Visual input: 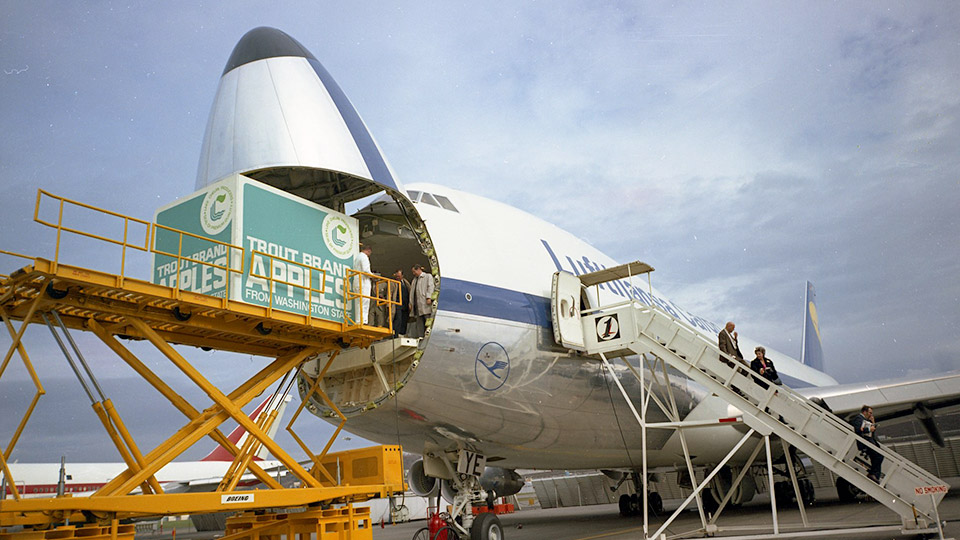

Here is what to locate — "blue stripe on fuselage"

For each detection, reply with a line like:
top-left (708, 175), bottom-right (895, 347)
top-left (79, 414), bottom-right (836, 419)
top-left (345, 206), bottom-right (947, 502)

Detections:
top-left (437, 277), bottom-right (816, 388)
top-left (539, 240), bottom-right (721, 335)
top-left (439, 278), bottom-right (552, 328)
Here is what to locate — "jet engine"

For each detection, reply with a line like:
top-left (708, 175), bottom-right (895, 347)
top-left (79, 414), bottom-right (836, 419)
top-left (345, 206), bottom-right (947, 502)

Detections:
top-left (407, 459), bottom-right (439, 498)
top-left (437, 467), bottom-right (524, 503)
top-left (441, 478), bottom-right (457, 504)
top-left (480, 467), bottom-right (525, 498)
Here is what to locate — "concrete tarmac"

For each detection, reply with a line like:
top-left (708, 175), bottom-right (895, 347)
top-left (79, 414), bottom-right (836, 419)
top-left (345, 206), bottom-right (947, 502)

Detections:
top-left (370, 493), bottom-right (960, 540)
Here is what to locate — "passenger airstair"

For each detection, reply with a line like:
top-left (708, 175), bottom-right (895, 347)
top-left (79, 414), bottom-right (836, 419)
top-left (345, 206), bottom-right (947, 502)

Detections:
top-left (552, 266), bottom-right (948, 531)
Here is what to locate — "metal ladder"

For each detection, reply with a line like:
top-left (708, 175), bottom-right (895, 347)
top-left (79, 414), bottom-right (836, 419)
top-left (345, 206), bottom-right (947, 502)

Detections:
top-left (580, 299), bottom-right (947, 529)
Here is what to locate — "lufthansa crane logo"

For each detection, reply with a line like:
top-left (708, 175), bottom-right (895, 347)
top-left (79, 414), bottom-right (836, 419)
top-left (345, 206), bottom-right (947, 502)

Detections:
top-left (200, 185), bottom-right (234, 235)
top-left (808, 301), bottom-right (821, 341)
top-left (476, 342), bottom-right (510, 391)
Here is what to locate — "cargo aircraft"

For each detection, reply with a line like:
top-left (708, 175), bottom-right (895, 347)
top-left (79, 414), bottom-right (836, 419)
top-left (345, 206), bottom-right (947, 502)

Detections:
top-left (191, 27), bottom-right (960, 540)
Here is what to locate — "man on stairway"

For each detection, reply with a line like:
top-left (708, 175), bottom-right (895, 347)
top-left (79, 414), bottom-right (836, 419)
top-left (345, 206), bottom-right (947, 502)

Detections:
top-left (852, 405), bottom-right (884, 482)
top-left (718, 321), bottom-right (745, 367)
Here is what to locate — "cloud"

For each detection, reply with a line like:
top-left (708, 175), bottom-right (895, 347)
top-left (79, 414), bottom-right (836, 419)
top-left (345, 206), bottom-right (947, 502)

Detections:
top-left (1, 1), bottom-right (959, 468)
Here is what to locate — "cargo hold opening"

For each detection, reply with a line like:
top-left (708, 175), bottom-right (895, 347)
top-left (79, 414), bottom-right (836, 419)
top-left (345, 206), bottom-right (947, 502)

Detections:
top-left (299, 190), bottom-right (438, 417)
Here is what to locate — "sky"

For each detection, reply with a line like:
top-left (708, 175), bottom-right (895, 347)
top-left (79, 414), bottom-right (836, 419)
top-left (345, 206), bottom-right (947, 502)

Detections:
top-left (1, 2), bottom-right (959, 463)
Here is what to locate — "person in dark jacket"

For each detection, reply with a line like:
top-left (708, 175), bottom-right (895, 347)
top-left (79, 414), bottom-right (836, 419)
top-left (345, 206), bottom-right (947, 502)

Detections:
top-left (852, 405), bottom-right (883, 482)
top-left (750, 346), bottom-right (781, 389)
top-left (391, 269), bottom-right (411, 336)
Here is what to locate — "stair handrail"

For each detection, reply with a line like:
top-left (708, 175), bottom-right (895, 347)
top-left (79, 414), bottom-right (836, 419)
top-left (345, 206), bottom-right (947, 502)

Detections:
top-left (590, 297), bottom-right (944, 490)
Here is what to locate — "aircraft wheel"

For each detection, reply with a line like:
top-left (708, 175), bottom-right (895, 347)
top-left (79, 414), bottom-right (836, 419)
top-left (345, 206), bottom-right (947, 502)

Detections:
top-left (470, 512), bottom-right (502, 540)
top-left (648, 491), bottom-right (664, 515)
top-left (773, 481), bottom-right (793, 507)
top-left (836, 477), bottom-right (861, 503)
top-left (708, 465), bottom-right (754, 508)
top-left (799, 478), bottom-right (816, 506)
top-left (618, 493), bottom-right (632, 517)
top-left (701, 488), bottom-right (720, 515)
top-left (629, 493), bottom-right (641, 516)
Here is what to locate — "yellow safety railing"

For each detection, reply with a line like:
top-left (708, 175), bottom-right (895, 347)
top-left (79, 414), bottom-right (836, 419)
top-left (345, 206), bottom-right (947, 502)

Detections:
top-left (18, 189), bottom-right (400, 331)
top-left (343, 270), bottom-right (400, 330)
top-left (0, 249), bottom-right (33, 281)
top-left (150, 223), bottom-right (244, 308)
top-left (34, 189), bottom-right (152, 279)
top-left (248, 250), bottom-right (327, 321)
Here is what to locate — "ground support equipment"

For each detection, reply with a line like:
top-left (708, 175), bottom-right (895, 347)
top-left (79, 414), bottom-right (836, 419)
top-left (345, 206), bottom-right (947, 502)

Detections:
top-left (0, 190), bottom-right (402, 536)
top-left (552, 263), bottom-right (951, 540)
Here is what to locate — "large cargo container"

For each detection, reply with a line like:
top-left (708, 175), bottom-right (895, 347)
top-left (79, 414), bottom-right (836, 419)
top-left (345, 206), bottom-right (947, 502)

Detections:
top-left (151, 174), bottom-right (359, 323)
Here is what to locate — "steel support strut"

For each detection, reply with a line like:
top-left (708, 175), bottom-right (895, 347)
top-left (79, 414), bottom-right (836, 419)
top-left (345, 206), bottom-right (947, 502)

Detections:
top-left (96, 343), bottom-right (319, 497)
top-left (0, 290), bottom-right (48, 501)
top-left (85, 319), bottom-right (282, 489)
top-left (42, 312), bottom-right (162, 495)
top-left (650, 429), bottom-right (757, 540)
top-left (122, 317), bottom-right (323, 491)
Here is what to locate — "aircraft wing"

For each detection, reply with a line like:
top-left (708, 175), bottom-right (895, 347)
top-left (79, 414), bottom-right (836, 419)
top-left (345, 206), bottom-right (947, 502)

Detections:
top-left (160, 463), bottom-right (287, 494)
top-left (796, 371), bottom-right (960, 445)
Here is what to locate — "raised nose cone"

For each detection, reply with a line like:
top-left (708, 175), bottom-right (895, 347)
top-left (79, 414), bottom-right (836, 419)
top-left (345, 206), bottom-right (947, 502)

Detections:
top-left (197, 27), bottom-right (402, 210)
top-left (221, 26), bottom-right (316, 75)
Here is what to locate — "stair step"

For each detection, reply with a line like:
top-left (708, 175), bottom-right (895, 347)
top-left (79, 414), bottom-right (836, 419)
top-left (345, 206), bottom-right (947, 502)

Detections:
top-left (582, 302), bottom-right (947, 526)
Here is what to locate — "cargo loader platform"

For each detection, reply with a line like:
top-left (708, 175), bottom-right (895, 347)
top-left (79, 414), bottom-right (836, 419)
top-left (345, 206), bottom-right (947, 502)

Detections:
top-left (0, 190), bottom-right (404, 540)
top-left (0, 256), bottom-right (388, 358)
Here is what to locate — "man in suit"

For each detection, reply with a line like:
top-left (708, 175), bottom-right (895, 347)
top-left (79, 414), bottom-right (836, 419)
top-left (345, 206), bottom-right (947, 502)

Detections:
top-left (408, 264), bottom-right (435, 338)
top-left (852, 405), bottom-right (884, 482)
top-left (391, 269), bottom-right (411, 336)
top-left (718, 321), bottom-right (744, 367)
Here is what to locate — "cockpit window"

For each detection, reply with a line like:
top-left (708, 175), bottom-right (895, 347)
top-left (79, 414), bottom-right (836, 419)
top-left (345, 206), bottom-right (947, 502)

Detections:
top-left (407, 190), bottom-right (421, 202)
top-left (420, 192), bottom-right (441, 207)
top-left (434, 195), bottom-right (459, 212)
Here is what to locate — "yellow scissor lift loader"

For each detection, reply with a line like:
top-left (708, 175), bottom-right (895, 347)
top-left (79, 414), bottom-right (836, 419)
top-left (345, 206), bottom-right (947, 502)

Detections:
top-left (0, 190), bottom-right (405, 540)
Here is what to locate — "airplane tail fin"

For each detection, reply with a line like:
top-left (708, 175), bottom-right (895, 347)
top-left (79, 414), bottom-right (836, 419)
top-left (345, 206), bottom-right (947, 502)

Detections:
top-left (200, 394), bottom-right (292, 462)
top-left (800, 281), bottom-right (824, 372)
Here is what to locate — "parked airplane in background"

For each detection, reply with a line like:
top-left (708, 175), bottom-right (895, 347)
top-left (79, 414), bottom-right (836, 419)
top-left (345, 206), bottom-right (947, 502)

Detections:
top-left (3, 395), bottom-right (290, 498)
top-left (187, 27), bottom-right (960, 539)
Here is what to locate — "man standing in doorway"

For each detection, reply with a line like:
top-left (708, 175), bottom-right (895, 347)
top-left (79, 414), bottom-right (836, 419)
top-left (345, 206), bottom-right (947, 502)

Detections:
top-left (408, 264), bottom-right (434, 338)
top-left (353, 244), bottom-right (372, 325)
top-left (392, 269), bottom-right (411, 336)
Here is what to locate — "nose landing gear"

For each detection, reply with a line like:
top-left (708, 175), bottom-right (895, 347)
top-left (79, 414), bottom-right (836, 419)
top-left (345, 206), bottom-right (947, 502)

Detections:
top-left (422, 450), bottom-right (503, 540)
top-left (470, 513), bottom-right (503, 540)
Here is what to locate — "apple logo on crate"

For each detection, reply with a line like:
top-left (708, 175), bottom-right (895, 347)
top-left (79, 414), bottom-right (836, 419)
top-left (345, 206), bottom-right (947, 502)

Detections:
top-left (323, 214), bottom-right (355, 258)
top-left (200, 185), bottom-right (234, 235)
